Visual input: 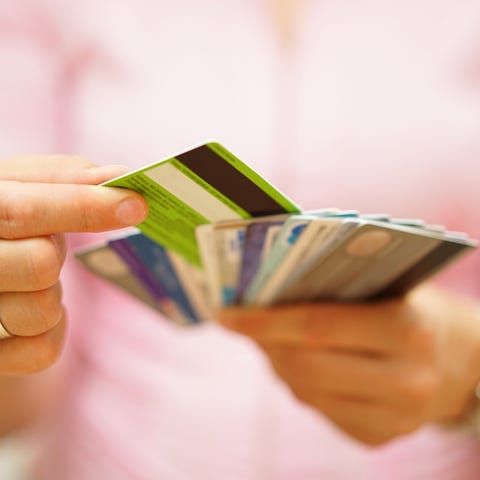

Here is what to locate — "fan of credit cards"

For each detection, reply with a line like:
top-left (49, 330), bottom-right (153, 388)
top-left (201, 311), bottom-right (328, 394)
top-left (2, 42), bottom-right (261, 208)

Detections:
top-left (76, 142), bottom-right (478, 325)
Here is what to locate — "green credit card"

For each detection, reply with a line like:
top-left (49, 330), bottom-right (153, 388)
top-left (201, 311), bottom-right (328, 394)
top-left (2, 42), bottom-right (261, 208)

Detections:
top-left (104, 142), bottom-right (301, 266)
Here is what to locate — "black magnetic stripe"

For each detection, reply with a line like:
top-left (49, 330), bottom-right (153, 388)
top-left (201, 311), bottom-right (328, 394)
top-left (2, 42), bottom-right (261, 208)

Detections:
top-left (175, 145), bottom-right (288, 216)
top-left (375, 241), bottom-right (468, 298)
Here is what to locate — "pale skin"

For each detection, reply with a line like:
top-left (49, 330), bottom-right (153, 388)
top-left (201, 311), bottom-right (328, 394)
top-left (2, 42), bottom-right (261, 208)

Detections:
top-left (0, 0), bottom-right (476, 456)
top-left (215, 0), bottom-right (480, 447)
top-left (1, 156), bottom-right (479, 446)
top-left (219, 287), bottom-right (480, 445)
top-left (0, 155), bottom-right (147, 434)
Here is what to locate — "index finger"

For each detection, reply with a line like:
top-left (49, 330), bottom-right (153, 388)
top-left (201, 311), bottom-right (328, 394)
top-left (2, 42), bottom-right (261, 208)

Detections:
top-left (0, 181), bottom-right (148, 238)
top-left (219, 300), bottom-right (419, 354)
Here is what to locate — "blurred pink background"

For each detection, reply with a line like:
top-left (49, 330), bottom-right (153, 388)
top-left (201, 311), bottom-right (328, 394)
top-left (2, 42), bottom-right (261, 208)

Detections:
top-left (1, 1), bottom-right (480, 478)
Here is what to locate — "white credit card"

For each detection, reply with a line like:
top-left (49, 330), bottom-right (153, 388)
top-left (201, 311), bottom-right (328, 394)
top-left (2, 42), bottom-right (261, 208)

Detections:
top-left (273, 219), bottom-right (476, 304)
top-left (196, 214), bottom-right (289, 309)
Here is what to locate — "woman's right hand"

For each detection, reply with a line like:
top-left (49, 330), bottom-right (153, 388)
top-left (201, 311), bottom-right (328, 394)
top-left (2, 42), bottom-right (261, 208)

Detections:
top-left (0, 155), bottom-right (147, 375)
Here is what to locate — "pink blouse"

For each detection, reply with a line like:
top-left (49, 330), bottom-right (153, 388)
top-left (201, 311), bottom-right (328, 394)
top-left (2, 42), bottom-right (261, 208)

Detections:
top-left (1, 1), bottom-right (480, 478)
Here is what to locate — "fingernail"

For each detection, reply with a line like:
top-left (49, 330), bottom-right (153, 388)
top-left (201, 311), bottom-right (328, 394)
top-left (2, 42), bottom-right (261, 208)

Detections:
top-left (116, 197), bottom-right (148, 225)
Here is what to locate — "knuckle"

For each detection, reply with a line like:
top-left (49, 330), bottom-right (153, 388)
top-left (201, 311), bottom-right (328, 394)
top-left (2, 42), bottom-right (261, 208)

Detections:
top-left (355, 416), bottom-right (421, 446)
top-left (77, 192), bottom-right (96, 232)
top-left (336, 421), bottom-right (397, 447)
top-left (402, 371), bottom-right (439, 407)
top-left (34, 287), bottom-right (63, 332)
top-left (399, 321), bottom-right (436, 357)
top-left (390, 414), bottom-right (422, 438)
top-left (388, 366), bottom-right (439, 421)
top-left (33, 336), bottom-right (63, 371)
top-left (269, 348), bottom-right (300, 378)
top-left (31, 317), bottom-right (65, 372)
top-left (300, 306), bottom-right (333, 336)
top-left (355, 432), bottom-right (393, 447)
top-left (0, 186), bottom-right (30, 238)
top-left (4, 287), bottom-right (63, 336)
top-left (268, 353), bottom-right (289, 379)
top-left (288, 383), bottom-right (313, 407)
top-left (27, 238), bottom-right (62, 289)
top-left (51, 154), bottom-right (92, 166)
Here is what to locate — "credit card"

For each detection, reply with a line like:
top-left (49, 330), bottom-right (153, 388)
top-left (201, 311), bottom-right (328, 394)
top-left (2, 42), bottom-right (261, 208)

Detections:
top-left (376, 233), bottom-right (477, 298)
top-left (120, 233), bottom-right (200, 323)
top-left (196, 214), bottom-right (289, 308)
top-left (109, 236), bottom-right (190, 325)
top-left (245, 211), bottom-right (359, 305)
top-left (252, 217), bottom-right (346, 306)
top-left (74, 142), bottom-right (478, 323)
top-left (243, 215), bottom-right (316, 304)
top-left (166, 250), bottom-right (213, 321)
top-left (74, 243), bottom-right (160, 311)
top-left (235, 219), bottom-right (285, 303)
top-left (273, 220), bottom-right (476, 304)
top-left (104, 142), bottom-right (301, 266)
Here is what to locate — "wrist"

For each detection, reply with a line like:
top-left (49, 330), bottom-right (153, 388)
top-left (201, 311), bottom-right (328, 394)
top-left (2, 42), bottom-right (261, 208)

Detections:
top-left (428, 291), bottom-right (480, 426)
top-left (437, 300), bottom-right (480, 433)
top-left (442, 381), bottom-right (480, 435)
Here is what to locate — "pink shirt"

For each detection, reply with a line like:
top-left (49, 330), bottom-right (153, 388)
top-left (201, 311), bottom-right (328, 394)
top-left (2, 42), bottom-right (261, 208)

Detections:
top-left (1, 1), bottom-right (480, 478)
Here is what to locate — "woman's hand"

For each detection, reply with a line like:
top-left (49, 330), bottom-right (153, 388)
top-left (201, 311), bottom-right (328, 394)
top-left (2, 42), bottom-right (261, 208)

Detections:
top-left (0, 155), bottom-right (147, 375)
top-left (219, 285), bottom-right (480, 445)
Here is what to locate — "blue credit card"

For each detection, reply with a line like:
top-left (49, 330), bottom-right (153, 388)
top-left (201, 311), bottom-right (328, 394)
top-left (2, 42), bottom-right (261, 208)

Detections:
top-left (235, 220), bottom-right (285, 303)
top-left (120, 233), bottom-right (200, 323)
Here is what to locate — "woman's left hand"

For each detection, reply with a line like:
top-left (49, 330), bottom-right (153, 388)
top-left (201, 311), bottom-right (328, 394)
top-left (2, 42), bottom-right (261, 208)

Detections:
top-left (219, 285), bottom-right (480, 445)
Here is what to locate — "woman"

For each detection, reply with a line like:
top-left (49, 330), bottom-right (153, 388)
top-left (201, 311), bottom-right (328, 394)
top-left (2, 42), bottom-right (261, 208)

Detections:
top-left (1, 1), bottom-right (480, 478)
